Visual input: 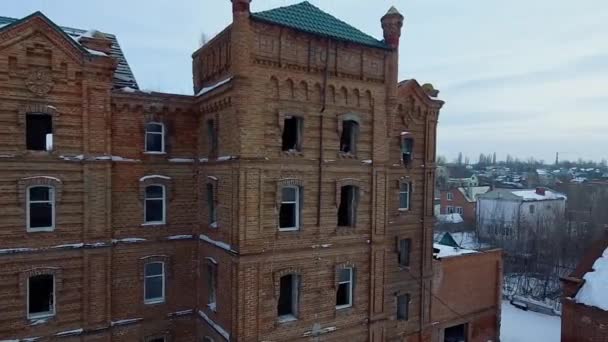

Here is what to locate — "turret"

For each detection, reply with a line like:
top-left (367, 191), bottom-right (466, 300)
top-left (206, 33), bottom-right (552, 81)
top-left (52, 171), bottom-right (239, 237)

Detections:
top-left (381, 6), bottom-right (404, 49)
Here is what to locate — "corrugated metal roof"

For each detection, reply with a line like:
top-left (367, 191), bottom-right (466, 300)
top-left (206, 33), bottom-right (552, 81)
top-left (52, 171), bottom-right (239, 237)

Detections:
top-left (251, 1), bottom-right (388, 49)
top-left (0, 14), bottom-right (138, 90)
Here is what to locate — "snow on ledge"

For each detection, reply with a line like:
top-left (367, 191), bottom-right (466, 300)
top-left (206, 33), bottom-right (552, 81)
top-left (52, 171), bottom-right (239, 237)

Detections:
top-left (167, 235), bottom-right (193, 240)
top-left (168, 158), bottom-right (195, 163)
top-left (196, 77), bottom-right (233, 97)
top-left (112, 238), bottom-right (147, 244)
top-left (575, 247), bottom-right (608, 311)
top-left (55, 328), bottom-right (83, 337)
top-left (22, 176), bottom-right (62, 183)
top-left (433, 243), bottom-right (477, 259)
top-left (111, 317), bottom-right (143, 326)
top-left (139, 175), bottom-right (171, 182)
top-left (168, 309), bottom-right (193, 317)
top-left (198, 310), bottom-right (230, 341)
top-left (205, 256), bottom-right (218, 264)
top-left (199, 234), bottom-right (237, 254)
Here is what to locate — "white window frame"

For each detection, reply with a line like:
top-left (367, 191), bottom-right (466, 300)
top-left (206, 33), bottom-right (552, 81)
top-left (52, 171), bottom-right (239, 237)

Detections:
top-left (206, 183), bottom-right (217, 227)
top-left (279, 185), bottom-right (300, 231)
top-left (144, 122), bottom-right (165, 153)
top-left (144, 262), bottom-right (165, 304)
top-left (399, 182), bottom-right (410, 210)
top-left (27, 274), bottom-right (56, 319)
top-left (456, 207), bottom-right (464, 215)
top-left (447, 192), bottom-right (453, 201)
top-left (206, 262), bottom-right (217, 311)
top-left (26, 185), bottom-right (55, 232)
top-left (336, 267), bottom-right (354, 310)
top-left (144, 185), bottom-right (166, 225)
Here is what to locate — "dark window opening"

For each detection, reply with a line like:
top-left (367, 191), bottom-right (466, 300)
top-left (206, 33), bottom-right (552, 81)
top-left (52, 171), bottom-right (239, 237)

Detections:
top-left (397, 294), bottom-right (409, 321)
top-left (279, 186), bottom-right (300, 230)
top-left (338, 185), bottom-right (358, 227)
top-left (444, 323), bottom-right (467, 342)
top-left (336, 268), bottom-right (353, 308)
top-left (145, 185), bottom-right (165, 223)
top-left (398, 238), bottom-right (411, 267)
top-left (26, 114), bottom-right (53, 151)
top-left (340, 120), bottom-right (359, 154)
top-left (207, 263), bottom-right (217, 307)
top-left (401, 138), bottom-right (414, 166)
top-left (207, 183), bottom-right (217, 225)
top-left (277, 274), bottom-right (298, 318)
top-left (207, 119), bottom-right (218, 156)
top-left (28, 274), bottom-right (54, 317)
top-left (282, 117), bottom-right (302, 152)
top-left (145, 122), bottom-right (164, 152)
top-left (399, 182), bottom-right (410, 210)
top-left (28, 186), bottom-right (54, 230)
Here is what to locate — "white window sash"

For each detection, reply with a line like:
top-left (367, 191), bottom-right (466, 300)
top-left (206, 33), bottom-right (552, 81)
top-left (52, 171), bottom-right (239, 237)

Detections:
top-left (144, 263), bottom-right (165, 304)
top-left (336, 268), bottom-right (353, 309)
top-left (144, 186), bottom-right (166, 224)
top-left (399, 183), bottom-right (410, 210)
top-left (26, 186), bottom-right (55, 232)
top-left (279, 186), bottom-right (299, 231)
top-left (145, 123), bottom-right (165, 153)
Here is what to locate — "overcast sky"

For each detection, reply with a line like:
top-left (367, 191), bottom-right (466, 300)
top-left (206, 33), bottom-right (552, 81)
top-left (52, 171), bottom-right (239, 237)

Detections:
top-left (3, 0), bottom-right (607, 163)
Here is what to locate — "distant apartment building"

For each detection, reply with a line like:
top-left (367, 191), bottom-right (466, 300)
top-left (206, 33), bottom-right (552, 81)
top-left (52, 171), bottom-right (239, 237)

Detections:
top-left (477, 187), bottom-right (566, 252)
top-left (560, 230), bottom-right (608, 342)
top-left (439, 186), bottom-right (490, 224)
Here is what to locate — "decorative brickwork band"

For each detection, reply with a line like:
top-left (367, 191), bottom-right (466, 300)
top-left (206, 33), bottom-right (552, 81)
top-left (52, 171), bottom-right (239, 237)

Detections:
top-left (17, 176), bottom-right (63, 205)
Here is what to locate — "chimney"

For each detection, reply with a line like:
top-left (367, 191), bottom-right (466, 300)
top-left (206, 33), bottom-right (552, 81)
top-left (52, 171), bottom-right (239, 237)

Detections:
top-left (78, 30), bottom-right (113, 55)
top-left (381, 6), bottom-right (404, 49)
top-left (536, 187), bottom-right (546, 196)
top-left (231, 0), bottom-right (251, 18)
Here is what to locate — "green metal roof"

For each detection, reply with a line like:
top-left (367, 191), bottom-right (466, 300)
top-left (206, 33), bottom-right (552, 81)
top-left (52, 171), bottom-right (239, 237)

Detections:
top-left (251, 1), bottom-right (389, 49)
top-left (438, 232), bottom-right (461, 248)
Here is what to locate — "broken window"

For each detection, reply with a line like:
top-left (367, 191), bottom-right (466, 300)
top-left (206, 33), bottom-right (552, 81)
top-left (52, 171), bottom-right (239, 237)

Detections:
top-left (145, 122), bottom-right (165, 153)
top-left (398, 238), bottom-right (411, 267)
top-left (340, 120), bottom-right (359, 154)
top-left (207, 119), bottom-right (218, 156)
top-left (396, 294), bottom-right (409, 321)
top-left (277, 274), bottom-right (299, 319)
top-left (206, 262), bottom-right (217, 310)
top-left (26, 113), bottom-right (53, 151)
top-left (144, 185), bottom-right (165, 224)
top-left (28, 274), bottom-right (55, 318)
top-left (401, 138), bottom-right (414, 166)
top-left (338, 185), bottom-right (359, 227)
top-left (282, 117), bottom-right (302, 152)
top-left (399, 182), bottom-right (410, 210)
top-left (27, 186), bottom-right (54, 231)
top-left (336, 267), bottom-right (354, 309)
top-left (207, 183), bottom-right (217, 226)
top-left (144, 262), bottom-right (165, 304)
top-left (279, 186), bottom-right (300, 231)
top-left (444, 323), bottom-right (468, 342)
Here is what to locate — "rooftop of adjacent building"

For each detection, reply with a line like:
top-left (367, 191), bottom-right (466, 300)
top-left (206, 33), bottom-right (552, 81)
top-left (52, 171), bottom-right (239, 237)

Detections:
top-left (479, 187), bottom-right (567, 202)
top-left (0, 12), bottom-right (139, 90)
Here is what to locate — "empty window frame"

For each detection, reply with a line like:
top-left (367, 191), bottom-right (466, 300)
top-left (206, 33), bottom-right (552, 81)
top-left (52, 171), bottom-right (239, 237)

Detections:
top-left (338, 185), bottom-right (359, 227)
top-left (277, 274), bottom-right (299, 320)
top-left (399, 182), bottom-right (410, 210)
top-left (282, 117), bottom-right (303, 152)
top-left (207, 119), bottom-right (218, 156)
top-left (401, 138), bottom-right (414, 166)
top-left (27, 186), bottom-right (55, 232)
top-left (144, 185), bottom-right (166, 224)
top-left (398, 238), bottom-right (411, 267)
top-left (26, 113), bottom-right (53, 151)
top-left (206, 183), bottom-right (217, 226)
top-left (396, 294), bottom-right (410, 321)
top-left (206, 262), bottom-right (217, 310)
top-left (145, 122), bottom-right (165, 153)
top-left (144, 262), bottom-right (165, 304)
top-left (28, 274), bottom-right (55, 319)
top-left (340, 120), bottom-right (359, 154)
top-left (336, 267), bottom-right (354, 309)
top-left (279, 186), bottom-right (300, 231)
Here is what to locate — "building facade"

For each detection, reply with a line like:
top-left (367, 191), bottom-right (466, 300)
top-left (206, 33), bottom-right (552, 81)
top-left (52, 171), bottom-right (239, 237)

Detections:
top-left (439, 186), bottom-right (489, 224)
top-left (0, 1), bottom-right (444, 341)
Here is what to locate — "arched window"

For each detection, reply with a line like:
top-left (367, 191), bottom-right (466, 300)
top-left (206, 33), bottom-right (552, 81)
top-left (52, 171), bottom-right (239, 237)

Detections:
top-left (27, 186), bottom-right (55, 232)
top-left (144, 262), bottom-right (165, 304)
top-left (338, 185), bottom-right (359, 227)
top-left (145, 122), bottom-right (165, 153)
top-left (144, 185), bottom-right (166, 224)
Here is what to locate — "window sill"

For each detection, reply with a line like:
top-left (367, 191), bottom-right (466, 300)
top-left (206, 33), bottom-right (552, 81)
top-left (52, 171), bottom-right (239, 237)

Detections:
top-left (209, 222), bottom-right (219, 229)
top-left (28, 312), bottom-right (55, 320)
top-left (207, 303), bottom-right (217, 312)
top-left (335, 304), bottom-right (353, 311)
top-left (282, 150), bottom-right (303, 157)
top-left (398, 208), bottom-right (410, 212)
top-left (277, 314), bottom-right (297, 324)
top-left (144, 299), bottom-right (165, 305)
top-left (278, 227), bottom-right (299, 232)
top-left (143, 151), bottom-right (167, 155)
top-left (27, 227), bottom-right (55, 233)
top-left (141, 222), bottom-right (166, 227)
top-left (338, 152), bottom-right (357, 159)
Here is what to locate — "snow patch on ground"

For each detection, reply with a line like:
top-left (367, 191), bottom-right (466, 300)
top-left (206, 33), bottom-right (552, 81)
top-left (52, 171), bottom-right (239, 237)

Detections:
top-left (575, 247), bottom-right (608, 311)
top-left (501, 300), bottom-right (560, 342)
top-left (433, 243), bottom-right (477, 258)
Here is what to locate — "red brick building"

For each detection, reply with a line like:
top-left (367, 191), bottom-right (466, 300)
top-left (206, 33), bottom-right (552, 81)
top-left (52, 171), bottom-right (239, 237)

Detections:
top-left (561, 230), bottom-right (608, 342)
top-left (431, 245), bottom-right (502, 342)
top-left (0, 1), bottom-right (444, 341)
top-left (439, 187), bottom-right (489, 224)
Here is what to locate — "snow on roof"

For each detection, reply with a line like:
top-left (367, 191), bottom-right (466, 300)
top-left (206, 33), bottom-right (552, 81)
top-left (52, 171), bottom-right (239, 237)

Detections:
top-left (457, 186), bottom-right (490, 202)
top-left (575, 247), bottom-right (608, 311)
top-left (433, 243), bottom-right (477, 258)
top-left (197, 77), bottom-right (233, 97)
top-left (437, 213), bottom-right (464, 224)
top-left (511, 189), bottom-right (566, 201)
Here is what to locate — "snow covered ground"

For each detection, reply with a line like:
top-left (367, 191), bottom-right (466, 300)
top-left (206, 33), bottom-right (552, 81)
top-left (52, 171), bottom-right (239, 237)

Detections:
top-left (501, 300), bottom-right (561, 342)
